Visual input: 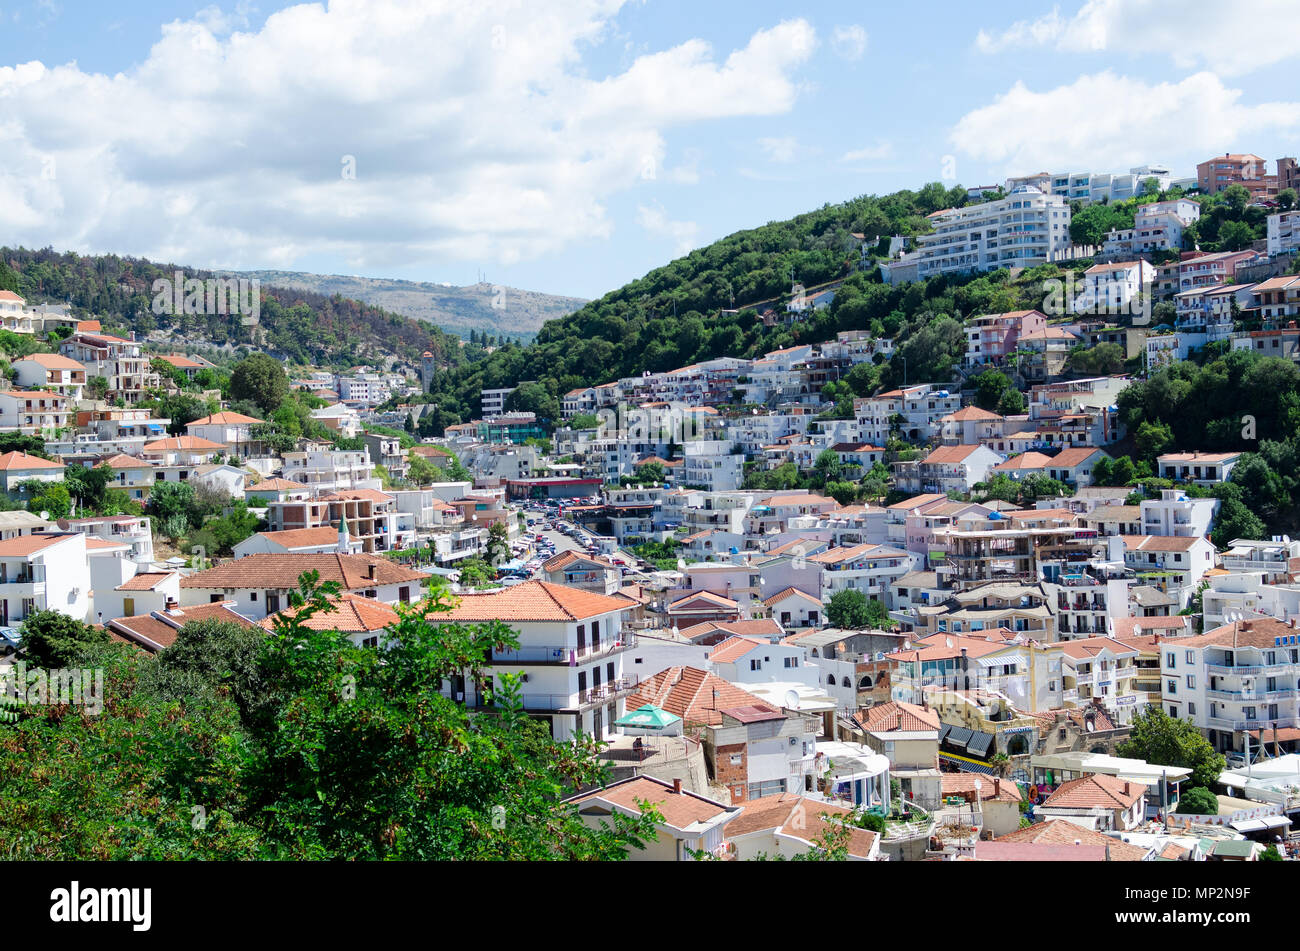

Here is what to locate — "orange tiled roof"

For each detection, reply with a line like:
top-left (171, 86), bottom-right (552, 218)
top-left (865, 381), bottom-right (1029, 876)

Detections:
top-left (854, 700), bottom-right (940, 734)
top-left (1042, 774), bottom-right (1146, 810)
top-left (179, 552), bottom-right (427, 590)
top-left (261, 593), bottom-right (399, 634)
top-left (627, 666), bottom-right (778, 727)
top-left (437, 580), bottom-right (634, 623)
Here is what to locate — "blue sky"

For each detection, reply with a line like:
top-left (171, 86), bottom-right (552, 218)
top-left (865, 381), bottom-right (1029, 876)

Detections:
top-left (1, 0), bottom-right (1298, 305)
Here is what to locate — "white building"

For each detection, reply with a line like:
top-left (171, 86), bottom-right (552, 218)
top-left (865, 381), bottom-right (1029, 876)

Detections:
top-left (438, 580), bottom-right (639, 741)
top-left (1162, 617), bottom-right (1300, 754)
top-left (1267, 210), bottom-right (1300, 257)
top-left (0, 532), bottom-right (91, 626)
top-left (889, 186), bottom-right (1071, 282)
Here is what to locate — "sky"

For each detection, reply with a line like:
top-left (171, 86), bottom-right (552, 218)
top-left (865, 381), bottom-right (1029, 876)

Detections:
top-left (1, 0), bottom-right (1298, 306)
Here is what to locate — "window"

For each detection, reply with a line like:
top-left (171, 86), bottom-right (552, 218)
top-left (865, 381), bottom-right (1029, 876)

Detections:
top-left (1166, 652), bottom-right (1176, 668)
top-left (362, 636), bottom-right (378, 648)
top-left (783, 656), bottom-right (797, 668)
top-left (1167, 679), bottom-right (1177, 695)
top-left (1186, 675), bottom-right (1195, 689)
top-left (1185, 650), bottom-right (1194, 664)
top-left (1188, 702), bottom-right (1196, 716)
top-left (750, 659), bottom-right (761, 671)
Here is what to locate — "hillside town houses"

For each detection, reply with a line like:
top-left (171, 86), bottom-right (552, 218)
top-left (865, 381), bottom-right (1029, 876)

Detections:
top-left (3, 150), bottom-right (1300, 864)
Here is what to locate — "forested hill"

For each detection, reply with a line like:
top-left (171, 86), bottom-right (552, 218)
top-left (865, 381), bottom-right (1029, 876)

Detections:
top-left (0, 247), bottom-right (465, 370)
top-left (228, 270), bottom-right (586, 343)
top-left (413, 182), bottom-right (1054, 430)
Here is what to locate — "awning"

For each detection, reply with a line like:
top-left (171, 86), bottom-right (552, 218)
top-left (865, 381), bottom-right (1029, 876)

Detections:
top-left (938, 753), bottom-right (997, 776)
top-left (966, 731), bottom-right (995, 757)
top-left (1230, 819), bottom-right (1268, 833)
top-left (944, 726), bottom-right (974, 750)
top-left (1260, 815), bottom-right (1292, 830)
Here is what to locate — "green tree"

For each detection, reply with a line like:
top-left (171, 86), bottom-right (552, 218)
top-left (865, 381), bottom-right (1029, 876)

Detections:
top-left (1217, 220), bottom-right (1256, 252)
top-left (972, 370), bottom-right (1013, 412)
top-left (1117, 707), bottom-right (1226, 790)
top-left (1175, 785), bottom-right (1218, 816)
top-left (486, 522), bottom-right (511, 567)
top-left (230, 353), bottom-right (289, 415)
top-left (826, 589), bottom-right (873, 629)
top-left (1134, 420), bottom-right (1175, 462)
top-left (18, 610), bottom-right (110, 668)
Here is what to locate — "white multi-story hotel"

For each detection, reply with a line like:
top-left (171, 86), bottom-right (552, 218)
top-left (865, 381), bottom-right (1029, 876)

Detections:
top-left (886, 186), bottom-right (1071, 282)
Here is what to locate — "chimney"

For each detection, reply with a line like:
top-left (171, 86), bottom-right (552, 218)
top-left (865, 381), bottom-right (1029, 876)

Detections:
top-left (1123, 781), bottom-right (1131, 797)
top-left (673, 778), bottom-right (682, 794)
top-left (366, 562), bottom-right (375, 580)
top-left (993, 778), bottom-right (1000, 798)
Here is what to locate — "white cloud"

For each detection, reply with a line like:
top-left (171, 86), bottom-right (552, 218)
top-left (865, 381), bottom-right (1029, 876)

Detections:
top-left (636, 201), bottom-right (698, 255)
top-left (758, 136), bottom-right (800, 163)
top-left (841, 142), bottom-right (893, 163)
top-left (0, 2), bottom-right (814, 271)
top-left (950, 71), bottom-right (1300, 175)
top-left (975, 0), bottom-right (1300, 76)
top-left (830, 24), bottom-right (867, 61)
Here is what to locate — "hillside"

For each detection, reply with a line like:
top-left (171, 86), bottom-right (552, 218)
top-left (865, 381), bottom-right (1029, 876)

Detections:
top-left (226, 270), bottom-right (587, 342)
top-left (410, 182), bottom-right (1066, 430)
top-left (0, 248), bottom-right (466, 371)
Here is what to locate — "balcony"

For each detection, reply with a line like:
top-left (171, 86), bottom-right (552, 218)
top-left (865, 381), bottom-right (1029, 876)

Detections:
top-left (491, 635), bottom-right (638, 666)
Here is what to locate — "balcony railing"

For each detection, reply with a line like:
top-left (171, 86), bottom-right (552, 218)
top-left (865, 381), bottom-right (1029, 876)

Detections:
top-left (491, 635), bottom-right (638, 666)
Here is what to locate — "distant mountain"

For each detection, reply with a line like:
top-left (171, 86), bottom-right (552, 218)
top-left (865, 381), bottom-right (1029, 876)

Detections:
top-left (226, 270), bottom-right (587, 341)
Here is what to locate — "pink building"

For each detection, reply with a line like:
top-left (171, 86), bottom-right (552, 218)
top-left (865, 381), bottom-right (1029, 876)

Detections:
top-left (963, 309), bottom-right (1047, 369)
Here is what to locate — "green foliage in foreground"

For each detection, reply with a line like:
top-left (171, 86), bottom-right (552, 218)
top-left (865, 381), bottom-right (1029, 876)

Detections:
top-left (0, 573), bottom-right (658, 859)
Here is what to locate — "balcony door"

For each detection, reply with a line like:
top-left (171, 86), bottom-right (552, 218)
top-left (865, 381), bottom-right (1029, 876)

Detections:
top-left (592, 706), bottom-right (603, 741)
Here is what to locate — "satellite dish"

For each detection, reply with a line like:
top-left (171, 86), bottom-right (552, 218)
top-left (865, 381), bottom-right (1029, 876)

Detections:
top-left (39, 511), bottom-right (49, 521)
top-left (785, 689), bottom-right (801, 710)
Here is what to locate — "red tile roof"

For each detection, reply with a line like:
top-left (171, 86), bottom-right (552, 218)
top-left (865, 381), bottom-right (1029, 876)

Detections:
top-left (180, 552), bottom-right (428, 590)
top-left (437, 580), bottom-right (634, 623)
top-left (627, 666), bottom-right (778, 727)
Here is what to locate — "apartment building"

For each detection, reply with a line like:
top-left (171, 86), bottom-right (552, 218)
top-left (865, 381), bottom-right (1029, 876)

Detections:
top-left (1267, 210), bottom-right (1300, 257)
top-left (808, 543), bottom-right (913, 607)
top-left (0, 390), bottom-right (70, 437)
top-left (1155, 451), bottom-right (1242, 486)
top-left (1196, 153), bottom-right (1272, 198)
top-left (1071, 261), bottom-right (1155, 315)
top-left (1101, 199), bottom-right (1200, 257)
top-left (898, 186), bottom-right (1071, 280)
top-left (12, 354), bottom-right (87, 400)
top-left (854, 384), bottom-right (963, 445)
top-left (185, 412), bottom-right (263, 458)
top-left (893, 444), bottom-right (1003, 496)
top-left (59, 331), bottom-right (156, 404)
top-left (438, 581), bottom-right (639, 742)
top-left (60, 514), bottom-right (154, 565)
top-left (680, 440), bottom-right (743, 492)
top-left (1173, 282), bottom-right (1252, 338)
top-left (1139, 488), bottom-right (1219, 537)
top-left (1119, 535), bottom-right (1216, 605)
top-left (1044, 561), bottom-right (1133, 641)
top-left (1247, 275), bottom-right (1300, 324)
top-left (334, 373), bottom-right (391, 407)
top-left (963, 309), bottom-right (1047, 369)
top-left (281, 448), bottom-right (376, 495)
top-left (0, 532), bottom-right (90, 626)
top-left (479, 386), bottom-right (517, 417)
top-left (1178, 250), bottom-right (1259, 292)
top-left (1162, 617), bottom-right (1300, 754)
